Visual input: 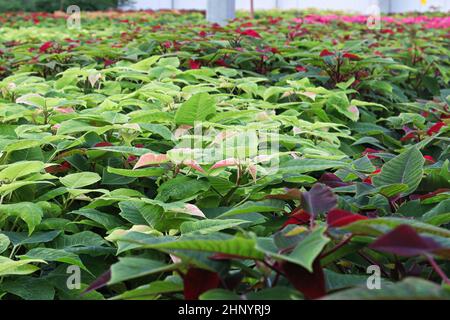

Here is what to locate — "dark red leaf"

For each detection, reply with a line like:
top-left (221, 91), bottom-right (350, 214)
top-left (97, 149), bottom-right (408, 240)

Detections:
top-left (39, 41), bottom-right (53, 53)
top-left (369, 225), bottom-right (442, 257)
top-left (427, 122), bottom-right (445, 136)
top-left (283, 208), bottom-right (311, 227)
top-left (44, 161), bottom-right (71, 174)
top-left (362, 148), bottom-right (383, 159)
top-left (239, 29), bottom-right (262, 39)
top-left (127, 155), bottom-right (138, 163)
top-left (327, 209), bottom-right (368, 228)
top-left (400, 131), bottom-right (418, 142)
top-left (342, 52), bottom-right (361, 60)
top-left (209, 253), bottom-right (249, 260)
top-left (268, 17), bottom-right (282, 25)
top-left (282, 259), bottom-right (326, 299)
top-left (410, 188), bottom-right (450, 201)
top-left (319, 49), bottom-right (334, 57)
top-left (240, 22), bottom-right (254, 28)
top-left (380, 29), bottom-right (395, 35)
top-left (104, 59), bottom-right (116, 67)
top-left (363, 168), bottom-right (381, 184)
top-left (215, 58), bottom-right (228, 67)
top-left (301, 183), bottom-right (337, 218)
top-left (162, 41), bottom-right (172, 49)
top-left (184, 268), bottom-right (221, 300)
top-left (318, 173), bottom-right (351, 188)
top-left (94, 142), bottom-right (113, 147)
top-left (84, 269), bottom-right (111, 294)
top-left (189, 59), bottom-right (201, 70)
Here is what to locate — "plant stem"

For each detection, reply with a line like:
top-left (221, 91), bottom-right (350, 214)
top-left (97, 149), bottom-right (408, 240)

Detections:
top-left (9, 245), bottom-right (18, 259)
top-left (426, 254), bottom-right (450, 285)
top-left (358, 251), bottom-right (390, 278)
top-left (321, 234), bottom-right (353, 259)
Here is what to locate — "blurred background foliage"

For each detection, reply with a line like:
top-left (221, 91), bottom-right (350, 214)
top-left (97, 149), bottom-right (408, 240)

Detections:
top-left (0, 0), bottom-right (134, 12)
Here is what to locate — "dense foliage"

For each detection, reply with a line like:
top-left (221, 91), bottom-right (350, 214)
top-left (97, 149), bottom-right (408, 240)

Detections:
top-left (0, 0), bottom-right (131, 13)
top-left (0, 10), bottom-right (449, 300)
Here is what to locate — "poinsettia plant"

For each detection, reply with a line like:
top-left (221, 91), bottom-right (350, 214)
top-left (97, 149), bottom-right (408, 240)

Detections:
top-left (0, 9), bottom-right (449, 301)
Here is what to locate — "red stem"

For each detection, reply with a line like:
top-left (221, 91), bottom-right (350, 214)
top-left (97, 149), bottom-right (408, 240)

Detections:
top-left (321, 234), bottom-right (353, 259)
top-left (426, 254), bottom-right (450, 285)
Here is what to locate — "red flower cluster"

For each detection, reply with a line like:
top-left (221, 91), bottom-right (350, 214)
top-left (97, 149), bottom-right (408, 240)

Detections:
top-left (283, 208), bottom-right (367, 229)
top-left (319, 49), bottom-right (334, 57)
top-left (239, 29), bottom-right (262, 39)
top-left (342, 52), bottom-right (361, 60)
top-left (362, 148), bottom-right (382, 159)
top-left (45, 161), bottom-right (71, 174)
top-left (363, 168), bottom-right (382, 184)
top-left (189, 59), bottom-right (202, 70)
top-left (39, 41), bottom-right (53, 53)
top-left (427, 121), bottom-right (445, 136)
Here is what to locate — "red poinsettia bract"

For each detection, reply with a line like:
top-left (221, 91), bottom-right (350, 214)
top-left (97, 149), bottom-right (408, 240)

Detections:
top-left (183, 268), bottom-right (221, 300)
